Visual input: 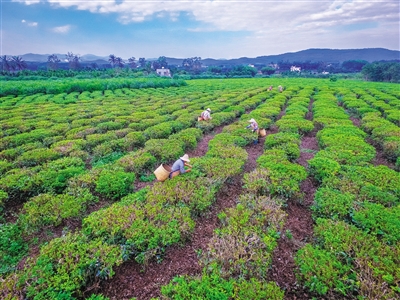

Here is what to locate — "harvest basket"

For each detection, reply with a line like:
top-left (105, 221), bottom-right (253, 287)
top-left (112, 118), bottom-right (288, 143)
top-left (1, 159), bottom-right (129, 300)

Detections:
top-left (154, 164), bottom-right (172, 181)
top-left (259, 128), bottom-right (267, 137)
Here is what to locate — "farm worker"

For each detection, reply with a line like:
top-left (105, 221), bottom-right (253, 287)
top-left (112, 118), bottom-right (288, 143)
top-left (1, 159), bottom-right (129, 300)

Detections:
top-left (278, 85), bottom-right (283, 92)
top-left (246, 118), bottom-right (259, 133)
top-left (268, 85), bottom-right (273, 91)
top-left (199, 108), bottom-right (212, 121)
top-left (169, 154), bottom-right (192, 179)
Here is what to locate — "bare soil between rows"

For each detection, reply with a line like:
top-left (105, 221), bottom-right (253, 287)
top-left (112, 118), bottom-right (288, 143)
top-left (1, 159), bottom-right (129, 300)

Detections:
top-left (95, 126), bottom-right (269, 300)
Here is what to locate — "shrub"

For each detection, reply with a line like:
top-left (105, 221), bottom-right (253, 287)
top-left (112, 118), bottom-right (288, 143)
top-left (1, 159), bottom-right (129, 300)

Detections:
top-left (145, 139), bottom-right (185, 163)
top-left (125, 131), bottom-right (146, 149)
top-left (208, 133), bottom-right (248, 148)
top-left (147, 176), bottom-right (218, 215)
top-left (191, 156), bottom-right (245, 182)
top-left (312, 187), bottom-right (354, 220)
top-left (276, 118), bottom-right (314, 134)
top-left (83, 192), bottom-right (195, 264)
top-left (161, 272), bottom-right (234, 300)
top-left (313, 219), bottom-right (399, 299)
top-left (32, 157), bottom-right (86, 194)
top-left (206, 144), bottom-right (248, 162)
top-left (116, 150), bottom-right (157, 174)
top-left (233, 278), bottom-right (284, 300)
top-left (16, 148), bottom-right (61, 167)
top-left (0, 190), bottom-right (7, 214)
top-left (308, 156), bottom-right (341, 183)
top-left (0, 167), bottom-right (37, 199)
top-left (352, 202), bottom-right (400, 245)
top-left (19, 187), bottom-right (97, 231)
top-left (203, 209), bottom-right (279, 279)
top-left (295, 244), bottom-right (356, 296)
top-left (21, 233), bottom-right (123, 299)
top-left (144, 122), bottom-right (175, 139)
top-left (169, 128), bottom-right (203, 151)
top-left (96, 121), bottom-right (123, 133)
top-left (95, 168), bottom-right (136, 200)
top-left (0, 223), bottom-right (28, 275)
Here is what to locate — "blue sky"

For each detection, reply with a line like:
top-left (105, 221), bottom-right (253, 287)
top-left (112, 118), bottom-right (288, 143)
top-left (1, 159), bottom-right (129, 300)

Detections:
top-left (1, 0), bottom-right (399, 59)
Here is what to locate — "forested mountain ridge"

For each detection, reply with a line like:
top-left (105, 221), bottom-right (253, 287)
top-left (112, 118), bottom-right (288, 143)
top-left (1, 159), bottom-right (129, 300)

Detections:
top-left (15, 48), bottom-right (400, 66)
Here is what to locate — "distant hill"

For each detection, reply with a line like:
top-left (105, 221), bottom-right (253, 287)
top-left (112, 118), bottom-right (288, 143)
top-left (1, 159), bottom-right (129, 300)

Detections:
top-left (198, 48), bottom-right (400, 66)
top-left (11, 48), bottom-right (400, 67)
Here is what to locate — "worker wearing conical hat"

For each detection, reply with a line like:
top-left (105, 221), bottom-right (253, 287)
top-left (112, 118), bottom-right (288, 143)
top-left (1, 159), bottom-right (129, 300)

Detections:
top-left (246, 118), bottom-right (259, 133)
top-left (169, 154), bottom-right (192, 179)
top-left (199, 108), bottom-right (212, 121)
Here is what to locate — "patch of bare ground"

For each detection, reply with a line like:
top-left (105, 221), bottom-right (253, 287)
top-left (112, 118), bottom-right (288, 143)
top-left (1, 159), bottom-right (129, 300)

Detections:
top-left (268, 100), bottom-right (318, 299)
top-left (350, 117), bottom-right (395, 169)
top-left (96, 127), bottom-right (270, 300)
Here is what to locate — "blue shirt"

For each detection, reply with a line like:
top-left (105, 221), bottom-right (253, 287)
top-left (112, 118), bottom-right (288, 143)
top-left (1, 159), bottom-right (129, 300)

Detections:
top-left (171, 159), bottom-right (186, 174)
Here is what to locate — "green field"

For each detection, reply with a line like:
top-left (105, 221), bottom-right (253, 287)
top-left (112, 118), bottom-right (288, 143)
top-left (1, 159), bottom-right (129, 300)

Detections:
top-left (1, 78), bottom-right (399, 299)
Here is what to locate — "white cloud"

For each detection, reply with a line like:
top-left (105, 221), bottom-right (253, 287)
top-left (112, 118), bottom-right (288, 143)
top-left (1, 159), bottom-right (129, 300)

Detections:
top-left (14, 0), bottom-right (400, 57)
top-left (41, 1), bottom-right (398, 33)
top-left (22, 19), bottom-right (38, 26)
top-left (13, 0), bottom-right (41, 5)
top-left (51, 25), bottom-right (72, 33)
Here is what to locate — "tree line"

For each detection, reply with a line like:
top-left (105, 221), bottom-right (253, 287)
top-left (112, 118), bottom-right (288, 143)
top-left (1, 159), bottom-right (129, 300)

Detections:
top-left (1, 53), bottom-right (399, 83)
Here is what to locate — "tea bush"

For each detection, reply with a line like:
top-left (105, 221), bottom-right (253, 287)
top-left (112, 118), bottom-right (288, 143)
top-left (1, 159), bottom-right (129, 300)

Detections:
top-left (264, 132), bottom-right (300, 148)
top-left (0, 167), bottom-right (37, 200)
top-left (161, 272), bottom-right (234, 300)
top-left (295, 244), bottom-right (357, 296)
top-left (20, 232), bottom-right (123, 299)
top-left (208, 133), bottom-right (248, 148)
top-left (192, 156), bottom-right (245, 182)
top-left (352, 202), bottom-right (400, 245)
top-left (94, 167), bottom-right (136, 200)
top-left (312, 187), bottom-right (355, 220)
top-left (322, 165), bottom-right (400, 203)
top-left (312, 219), bottom-right (399, 299)
top-left (206, 144), bottom-right (248, 162)
top-left (124, 131), bottom-right (146, 149)
top-left (276, 118), bottom-right (314, 134)
top-left (83, 195), bottom-right (195, 264)
top-left (32, 157), bottom-right (86, 194)
top-left (16, 148), bottom-right (61, 167)
top-left (145, 138), bottom-right (185, 163)
top-left (116, 149), bottom-right (157, 174)
top-left (252, 154), bottom-right (307, 198)
top-left (19, 188), bottom-right (97, 231)
top-left (161, 272), bottom-right (284, 300)
top-left (202, 204), bottom-right (281, 279)
top-left (0, 223), bottom-right (28, 275)
top-left (147, 176), bottom-right (218, 215)
top-left (307, 156), bottom-right (341, 183)
top-left (169, 127), bottom-right (203, 151)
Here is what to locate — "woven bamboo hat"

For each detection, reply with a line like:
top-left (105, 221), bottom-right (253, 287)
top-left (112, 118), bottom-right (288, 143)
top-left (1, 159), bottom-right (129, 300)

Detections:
top-left (180, 154), bottom-right (190, 162)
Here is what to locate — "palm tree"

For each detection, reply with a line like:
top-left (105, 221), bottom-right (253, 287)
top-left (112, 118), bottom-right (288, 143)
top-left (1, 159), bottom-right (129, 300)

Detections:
top-left (108, 54), bottom-right (117, 68)
top-left (11, 56), bottom-right (27, 71)
top-left (138, 57), bottom-right (146, 68)
top-left (65, 52), bottom-right (80, 70)
top-left (0, 55), bottom-right (11, 71)
top-left (115, 57), bottom-right (124, 68)
top-left (47, 54), bottom-right (60, 70)
top-left (128, 57), bottom-right (136, 68)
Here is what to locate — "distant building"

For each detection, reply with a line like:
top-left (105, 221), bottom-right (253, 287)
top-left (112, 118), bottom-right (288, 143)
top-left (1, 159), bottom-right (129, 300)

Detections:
top-left (268, 63), bottom-right (279, 70)
top-left (290, 66), bottom-right (301, 72)
top-left (156, 67), bottom-right (171, 77)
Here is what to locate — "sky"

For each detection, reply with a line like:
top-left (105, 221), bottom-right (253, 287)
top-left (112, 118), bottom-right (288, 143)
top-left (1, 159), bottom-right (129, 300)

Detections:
top-left (1, 0), bottom-right (399, 60)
